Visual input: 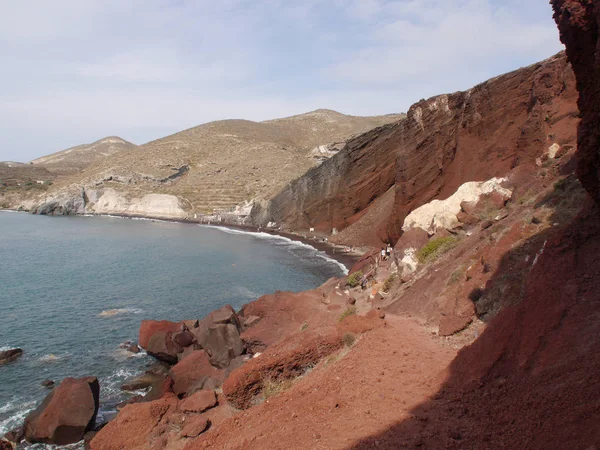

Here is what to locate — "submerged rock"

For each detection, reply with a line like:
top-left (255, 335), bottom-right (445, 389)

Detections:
top-left (0, 348), bottom-right (23, 364)
top-left (24, 376), bottom-right (100, 445)
top-left (41, 379), bottom-right (55, 389)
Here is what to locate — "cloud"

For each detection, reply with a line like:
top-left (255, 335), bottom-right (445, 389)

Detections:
top-left (0, 0), bottom-right (563, 161)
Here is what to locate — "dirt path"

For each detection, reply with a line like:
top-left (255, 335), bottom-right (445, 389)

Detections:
top-left (189, 315), bottom-right (457, 450)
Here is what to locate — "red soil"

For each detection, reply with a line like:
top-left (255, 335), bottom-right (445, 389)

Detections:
top-left (188, 315), bottom-right (457, 450)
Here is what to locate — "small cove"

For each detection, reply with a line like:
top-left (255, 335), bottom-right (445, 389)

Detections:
top-left (0, 212), bottom-right (345, 442)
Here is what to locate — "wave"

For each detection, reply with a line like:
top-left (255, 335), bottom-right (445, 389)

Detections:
top-left (98, 308), bottom-right (142, 318)
top-left (203, 225), bottom-right (349, 274)
top-left (0, 399), bottom-right (37, 435)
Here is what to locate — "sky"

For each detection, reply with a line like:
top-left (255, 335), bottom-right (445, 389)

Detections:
top-left (0, 0), bottom-right (563, 162)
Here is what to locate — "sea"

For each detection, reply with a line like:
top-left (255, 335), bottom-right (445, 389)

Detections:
top-left (0, 211), bottom-right (345, 447)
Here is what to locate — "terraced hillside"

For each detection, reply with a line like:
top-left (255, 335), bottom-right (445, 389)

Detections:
top-left (26, 110), bottom-right (403, 217)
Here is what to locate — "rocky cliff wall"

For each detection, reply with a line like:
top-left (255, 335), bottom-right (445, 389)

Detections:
top-left (552, 0), bottom-right (600, 204)
top-left (249, 121), bottom-right (402, 235)
top-left (253, 52), bottom-right (579, 246)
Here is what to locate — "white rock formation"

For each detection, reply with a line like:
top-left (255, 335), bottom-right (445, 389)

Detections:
top-left (92, 189), bottom-right (186, 218)
top-left (547, 143), bottom-right (561, 159)
top-left (401, 248), bottom-right (419, 273)
top-left (402, 177), bottom-right (512, 234)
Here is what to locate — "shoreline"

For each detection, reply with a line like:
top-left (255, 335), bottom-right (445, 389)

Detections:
top-left (0, 209), bottom-right (362, 272)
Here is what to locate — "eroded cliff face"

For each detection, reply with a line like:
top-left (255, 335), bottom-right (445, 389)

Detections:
top-left (552, 0), bottom-right (600, 204)
top-left (254, 52), bottom-right (578, 246)
top-left (250, 122), bottom-right (402, 238)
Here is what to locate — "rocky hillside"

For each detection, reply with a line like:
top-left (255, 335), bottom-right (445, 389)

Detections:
top-left (31, 136), bottom-right (137, 175)
top-left (8, 110), bottom-right (402, 218)
top-left (253, 52), bottom-right (579, 247)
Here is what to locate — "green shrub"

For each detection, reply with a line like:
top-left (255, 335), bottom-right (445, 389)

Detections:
top-left (417, 236), bottom-right (458, 264)
top-left (339, 306), bottom-right (356, 322)
top-left (299, 322), bottom-right (308, 331)
top-left (346, 271), bottom-right (363, 288)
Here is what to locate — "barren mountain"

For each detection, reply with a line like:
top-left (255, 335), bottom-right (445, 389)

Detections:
top-left (17, 110), bottom-right (402, 217)
top-left (31, 136), bottom-right (137, 175)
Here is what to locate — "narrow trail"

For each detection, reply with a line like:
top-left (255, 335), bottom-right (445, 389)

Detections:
top-left (191, 315), bottom-right (457, 450)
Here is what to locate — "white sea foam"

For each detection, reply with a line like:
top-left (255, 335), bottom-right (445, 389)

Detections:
top-left (98, 308), bottom-right (142, 317)
top-left (234, 286), bottom-right (261, 299)
top-left (38, 352), bottom-right (70, 363)
top-left (203, 225), bottom-right (349, 274)
top-left (0, 399), bottom-right (36, 435)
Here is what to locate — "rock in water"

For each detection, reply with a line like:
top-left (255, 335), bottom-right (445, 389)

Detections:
top-left (24, 376), bottom-right (100, 445)
top-left (0, 348), bottom-right (23, 364)
top-left (41, 379), bottom-right (55, 389)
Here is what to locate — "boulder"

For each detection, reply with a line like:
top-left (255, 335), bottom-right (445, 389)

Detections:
top-left (145, 332), bottom-right (183, 364)
top-left (138, 320), bottom-right (180, 349)
top-left (456, 211), bottom-right (480, 226)
top-left (119, 341), bottom-right (140, 354)
top-left (179, 389), bottom-right (217, 413)
top-left (180, 417), bottom-right (210, 438)
top-left (177, 345), bottom-right (197, 362)
top-left (144, 376), bottom-right (173, 402)
top-left (172, 329), bottom-right (195, 348)
top-left (169, 350), bottom-right (225, 397)
top-left (210, 304), bottom-right (241, 328)
top-left (24, 376), bottom-right (100, 445)
top-left (0, 348), bottom-right (23, 364)
top-left (41, 379), bottom-right (55, 389)
top-left (145, 362), bottom-right (170, 377)
top-left (121, 373), bottom-right (164, 391)
top-left (192, 323), bottom-right (245, 368)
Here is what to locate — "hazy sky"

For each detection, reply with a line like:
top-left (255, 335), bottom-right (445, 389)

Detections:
top-left (0, 0), bottom-right (562, 162)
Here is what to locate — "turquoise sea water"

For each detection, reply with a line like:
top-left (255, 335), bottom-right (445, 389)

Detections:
top-left (0, 212), bottom-right (344, 443)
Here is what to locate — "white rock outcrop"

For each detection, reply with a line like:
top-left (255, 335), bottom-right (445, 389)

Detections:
top-left (92, 189), bottom-right (186, 218)
top-left (547, 143), bottom-right (561, 159)
top-left (402, 177), bottom-right (512, 233)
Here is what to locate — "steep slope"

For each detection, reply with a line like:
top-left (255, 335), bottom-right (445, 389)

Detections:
top-left (553, 0), bottom-right (600, 202)
top-left (25, 110), bottom-right (402, 217)
top-left (31, 136), bottom-right (137, 175)
top-left (253, 52), bottom-right (579, 246)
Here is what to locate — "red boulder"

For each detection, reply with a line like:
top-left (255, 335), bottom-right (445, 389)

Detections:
top-left (179, 389), bottom-right (217, 413)
top-left (138, 320), bottom-right (180, 349)
top-left (24, 376), bottom-right (100, 445)
top-left (169, 350), bottom-right (224, 397)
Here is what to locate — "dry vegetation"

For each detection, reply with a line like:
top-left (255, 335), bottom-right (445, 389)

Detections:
top-left (39, 110), bottom-right (403, 214)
